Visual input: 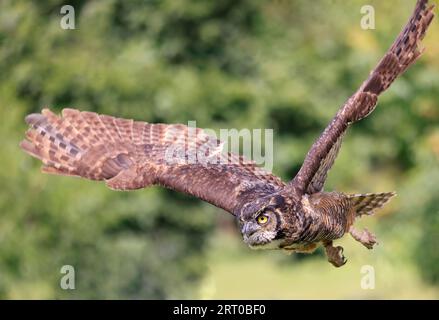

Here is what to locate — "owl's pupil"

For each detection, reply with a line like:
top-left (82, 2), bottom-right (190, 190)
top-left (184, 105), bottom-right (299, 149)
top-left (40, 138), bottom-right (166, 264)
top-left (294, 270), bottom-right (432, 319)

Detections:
top-left (258, 215), bottom-right (267, 224)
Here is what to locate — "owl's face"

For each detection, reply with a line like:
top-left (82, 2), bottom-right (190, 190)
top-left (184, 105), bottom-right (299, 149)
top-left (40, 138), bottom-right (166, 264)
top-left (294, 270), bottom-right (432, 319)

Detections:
top-left (239, 194), bottom-right (291, 249)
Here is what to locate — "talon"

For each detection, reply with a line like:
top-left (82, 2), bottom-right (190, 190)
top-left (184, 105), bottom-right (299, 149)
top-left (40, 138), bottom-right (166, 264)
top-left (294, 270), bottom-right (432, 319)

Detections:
top-left (325, 243), bottom-right (348, 267)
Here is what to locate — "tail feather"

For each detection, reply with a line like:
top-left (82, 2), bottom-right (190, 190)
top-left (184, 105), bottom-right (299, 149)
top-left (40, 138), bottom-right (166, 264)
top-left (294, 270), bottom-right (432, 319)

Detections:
top-left (349, 192), bottom-right (396, 217)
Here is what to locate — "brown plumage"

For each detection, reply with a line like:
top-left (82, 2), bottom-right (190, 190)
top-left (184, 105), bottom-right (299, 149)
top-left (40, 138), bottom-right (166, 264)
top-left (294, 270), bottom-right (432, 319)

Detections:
top-left (20, 0), bottom-right (434, 267)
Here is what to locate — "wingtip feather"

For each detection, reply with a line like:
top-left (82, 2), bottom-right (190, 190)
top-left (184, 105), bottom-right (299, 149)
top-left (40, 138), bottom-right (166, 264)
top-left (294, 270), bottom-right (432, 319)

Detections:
top-left (19, 139), bottom-right (42, 160)
top-left (24, 113), bottom-right (45, 126)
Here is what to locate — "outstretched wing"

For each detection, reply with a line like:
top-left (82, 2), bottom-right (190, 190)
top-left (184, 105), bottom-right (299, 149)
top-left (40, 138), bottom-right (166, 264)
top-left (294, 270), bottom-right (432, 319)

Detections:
top-left (290, 0), bottom-right (435, 194)
top-left (20, 109), bottom-right (284, 215)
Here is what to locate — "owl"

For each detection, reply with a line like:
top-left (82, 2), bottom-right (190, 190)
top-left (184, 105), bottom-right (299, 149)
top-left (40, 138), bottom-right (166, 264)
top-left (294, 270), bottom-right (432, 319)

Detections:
top-left (20, 0), bottom-right (434, 267)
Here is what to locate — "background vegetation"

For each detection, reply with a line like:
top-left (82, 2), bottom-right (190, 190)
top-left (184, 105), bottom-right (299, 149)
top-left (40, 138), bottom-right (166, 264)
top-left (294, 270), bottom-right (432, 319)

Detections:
top-left (0, 0), bottom-right (438, 299)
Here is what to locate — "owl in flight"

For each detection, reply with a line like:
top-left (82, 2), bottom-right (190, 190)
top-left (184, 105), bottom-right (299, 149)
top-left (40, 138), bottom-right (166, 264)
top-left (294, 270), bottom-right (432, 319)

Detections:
top-left (21, 0), bottom-right (434, 267)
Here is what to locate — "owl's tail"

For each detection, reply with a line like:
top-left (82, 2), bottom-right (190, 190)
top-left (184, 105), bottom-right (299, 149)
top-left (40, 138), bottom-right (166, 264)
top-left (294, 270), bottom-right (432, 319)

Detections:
top-left (348, 192), bottom-right (396, 217)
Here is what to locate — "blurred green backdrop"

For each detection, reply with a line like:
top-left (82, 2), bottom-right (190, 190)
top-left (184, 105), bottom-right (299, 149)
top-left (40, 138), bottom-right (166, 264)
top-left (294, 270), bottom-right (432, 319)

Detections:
top-left (0, 0), bottom-right (438, 299)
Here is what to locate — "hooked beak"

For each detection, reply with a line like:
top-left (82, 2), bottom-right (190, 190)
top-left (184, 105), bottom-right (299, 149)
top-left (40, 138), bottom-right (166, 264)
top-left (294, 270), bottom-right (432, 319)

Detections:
top-left (241, 223), bottom-right (259, 236)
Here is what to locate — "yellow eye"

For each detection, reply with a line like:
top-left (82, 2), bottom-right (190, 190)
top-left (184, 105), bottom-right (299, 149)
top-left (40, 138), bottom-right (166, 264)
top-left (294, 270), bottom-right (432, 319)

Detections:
top-left (257, 215), bottom-right (268, 224)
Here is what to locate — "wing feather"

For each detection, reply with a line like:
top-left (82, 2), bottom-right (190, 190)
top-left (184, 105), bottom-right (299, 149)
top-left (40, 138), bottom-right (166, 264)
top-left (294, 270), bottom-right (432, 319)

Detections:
top-left (20, 109), bottom-right (284, 215)
top-left (290, 0), bottom-right (434, 194)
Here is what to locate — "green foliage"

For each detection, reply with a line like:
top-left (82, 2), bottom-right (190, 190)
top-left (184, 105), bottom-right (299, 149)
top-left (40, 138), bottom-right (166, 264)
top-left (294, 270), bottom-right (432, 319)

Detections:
top-left (0, 0), bottom-right (438, 298)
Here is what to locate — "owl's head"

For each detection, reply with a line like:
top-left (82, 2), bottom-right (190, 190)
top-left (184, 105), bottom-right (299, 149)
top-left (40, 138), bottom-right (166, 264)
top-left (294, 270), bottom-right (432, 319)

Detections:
top-left (238, 194), bottom-right (290, 249)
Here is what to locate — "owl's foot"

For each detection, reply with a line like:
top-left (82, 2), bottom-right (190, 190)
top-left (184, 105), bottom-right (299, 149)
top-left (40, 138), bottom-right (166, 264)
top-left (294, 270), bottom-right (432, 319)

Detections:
top-left (349, 227), bottom-right (377, 249)
top-left (323, 241), bottom-right (347, 267)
